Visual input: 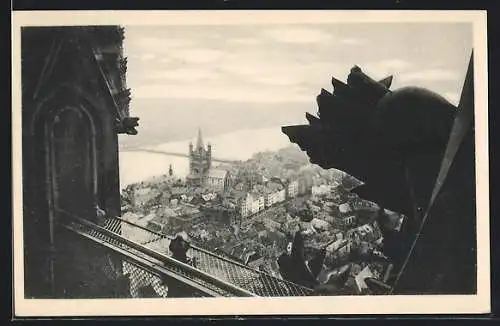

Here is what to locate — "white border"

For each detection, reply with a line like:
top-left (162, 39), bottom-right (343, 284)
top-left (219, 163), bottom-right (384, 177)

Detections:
top-left (12, 10), bottom-right (490, 316)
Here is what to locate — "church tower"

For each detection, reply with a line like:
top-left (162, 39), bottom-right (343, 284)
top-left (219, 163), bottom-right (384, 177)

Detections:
top-left (186, 128), bottom-right (212, 186)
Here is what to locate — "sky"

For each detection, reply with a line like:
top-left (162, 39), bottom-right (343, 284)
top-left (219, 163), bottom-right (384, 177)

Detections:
top-left (120, 23), bottom-right (473, 148)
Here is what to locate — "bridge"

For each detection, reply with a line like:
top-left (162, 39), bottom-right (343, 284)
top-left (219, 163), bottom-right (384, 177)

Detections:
top-left (124, 148), bottom-right (242, 164)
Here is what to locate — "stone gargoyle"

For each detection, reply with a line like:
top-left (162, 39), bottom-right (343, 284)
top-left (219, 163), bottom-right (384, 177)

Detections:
top-left (282, 54), bottom-right (476, 295)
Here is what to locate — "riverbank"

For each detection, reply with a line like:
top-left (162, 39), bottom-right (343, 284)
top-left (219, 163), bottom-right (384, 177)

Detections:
top-left (119, 126), bottom-right (299, 189)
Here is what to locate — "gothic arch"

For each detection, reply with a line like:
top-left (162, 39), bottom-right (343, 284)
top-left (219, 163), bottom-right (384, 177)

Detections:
top-left (28, 84), bottom-right (106, 238)
top-left (30, 83), bottom-right (109, 136)
top-left (24, 84), bottom-right (109, 296)
top-left (47, 105), bottom-right (99, 211)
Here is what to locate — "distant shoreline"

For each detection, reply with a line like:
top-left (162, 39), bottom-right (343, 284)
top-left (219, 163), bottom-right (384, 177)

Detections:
top-left (119, 126), bottom-right (294, 152)
top-left (118, 126), bottom-right (300, 189)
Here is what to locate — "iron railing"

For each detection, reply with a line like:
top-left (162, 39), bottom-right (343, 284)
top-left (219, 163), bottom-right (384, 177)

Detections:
top-left (61, 212), bottom-right (314, 297)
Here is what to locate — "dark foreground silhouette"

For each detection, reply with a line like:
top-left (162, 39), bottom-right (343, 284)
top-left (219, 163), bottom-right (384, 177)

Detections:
top-left (282, 54), bottom-right (476, 295)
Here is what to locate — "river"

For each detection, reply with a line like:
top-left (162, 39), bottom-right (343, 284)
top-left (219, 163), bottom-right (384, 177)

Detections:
top-left (118, 126), bottom-right (295, 190)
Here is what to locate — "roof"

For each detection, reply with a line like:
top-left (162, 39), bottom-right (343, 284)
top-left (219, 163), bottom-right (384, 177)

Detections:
top-left (339, 203), bottom-right (352, 213)
top-left (228, 189), bottom-right (247, 201)
top-left (175, 204), bottom-right (201, 215)
top-left (313, 184), bottom-right (331, 190)
top-left (270, 177), bottom-right (286, 185)
top-left (311, 218), bottom-right (330, 230)
top-left (327, 239), bottom-right (349, 252)
top-left (231, 244), bottom-right (247, 260)
top-left (202, 193), bottom-right (217, 201)
top-left (270, 259), bottom-right (280, 271)
top-left (265, 181), bottom-right (284, 192)
top-left (355, 266), bottom-right (374, 292)
top-left (250, 185), bottom-right (267, 196)
top-left (263, 218), bottom-right (282, 229)
top-left (163, 207), bottom-right (179, 218)
top-left (355, 223), bottom-right (374, 234)
top-left (207, 169), bottom-right (228, 179)
top-left (233, 182), bottom-right (246, 191)
top-left (243, 251), bottom-right (259, 264)
top-left (352, 199), bottom-right (380, 211)
top-left (171, 186), bottom-right (187, 195)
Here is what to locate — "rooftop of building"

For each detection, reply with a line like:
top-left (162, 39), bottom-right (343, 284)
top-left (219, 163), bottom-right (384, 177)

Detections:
top-left (339, 202), bottom-right (352, 213)
top-left (207, 168), bottom-right (229, 179)
top-left (170, 186), bottom-right (188, 195)
top-left (149, 213), bottom-right (171, 225)
top-left (265, 181), bottom-right (285, 193)
top-left (229, 188), bottom-right (247, 199)
top-left (249, 184), bottom-right (267, 197)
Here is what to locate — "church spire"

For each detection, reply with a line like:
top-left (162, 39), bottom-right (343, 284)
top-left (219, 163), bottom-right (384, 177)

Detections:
top-left (196, 127), bottom-right (204, 149)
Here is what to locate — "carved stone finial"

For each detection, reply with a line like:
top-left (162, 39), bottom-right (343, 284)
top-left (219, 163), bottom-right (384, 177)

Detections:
top-left (379, 75), bottom-right (393, 89)
top-left (116, 116), bottom-right (139, 135)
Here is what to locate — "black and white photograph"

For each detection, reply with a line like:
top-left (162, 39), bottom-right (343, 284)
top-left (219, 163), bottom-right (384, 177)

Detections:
top-left (12, 11), bottom-right (490, 316)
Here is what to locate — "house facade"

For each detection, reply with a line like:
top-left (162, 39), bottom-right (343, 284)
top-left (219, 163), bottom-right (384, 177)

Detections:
top-left (285, 179), bottom-right (299, 199)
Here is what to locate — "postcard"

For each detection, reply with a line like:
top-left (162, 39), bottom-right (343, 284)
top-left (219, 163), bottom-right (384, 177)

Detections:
top-left (12, 10), bottom-right (490, 316)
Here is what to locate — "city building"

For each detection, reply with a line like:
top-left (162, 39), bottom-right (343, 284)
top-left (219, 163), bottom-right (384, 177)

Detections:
top-left (329, 186), bottom-right (350, 203)
top-left (131, 186), bottom-right (161, 207)
top-left (263, 218), bottom-right (282, 231)
top-left (264, 180), bottom-right (286, 207)
top-left (341, 215), bottom-right (357, 227)
top-left (180, 194), bottom-right (195, 203)
top-left (338, 202), bottom-right (353, 214)
top-left (170, 185), bottom-right (188, 198)
top-left (186, 128), bottom-right (212, 186)
top-left (240, 197), bottom-right (250, 218)
top-left (347, 222), bottom-right (383, 243)
top-left (326, 239), bottom-right (351, 257)
top-left (163, 164), bottom-right (179, 185)
top-left (147, 210), bottom-right (176, 233)
top-left (354, 266), bottom-right (376, 293)
top-left (201, 192), bottom-right (217, 202)
top-left (224, 244), bottom-right (260, 265)
top-left (186, 129), bottom-right (231, 193)
top-left (205, 169), bottom-right (231, 193)
top-left (248, 256), bottom-right (266, 270)
top-left (311, 184), bottom-right (332, 196)
top-left (310, 217), bottom-right (331, 232)
top-left (351, 199), bottom-right (380, 212)
top-left (323, 201), bottom-right (340, 216)
top-left (286, 179), bottom-right (299, 198)
top-left (297, 174), bottom-right (313, 195)
top-left (240, 190), bottom-right (266, 217)
top-left (251, 185), bottom-right (267, 213)
top-left (229, 212), bottom-right (242, 228)
top-left (199, 203), bottom-right (235, 225)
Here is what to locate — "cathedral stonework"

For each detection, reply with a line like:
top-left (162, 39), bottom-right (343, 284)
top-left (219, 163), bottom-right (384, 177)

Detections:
top-left (186, 128), bottom-right (212, 186)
